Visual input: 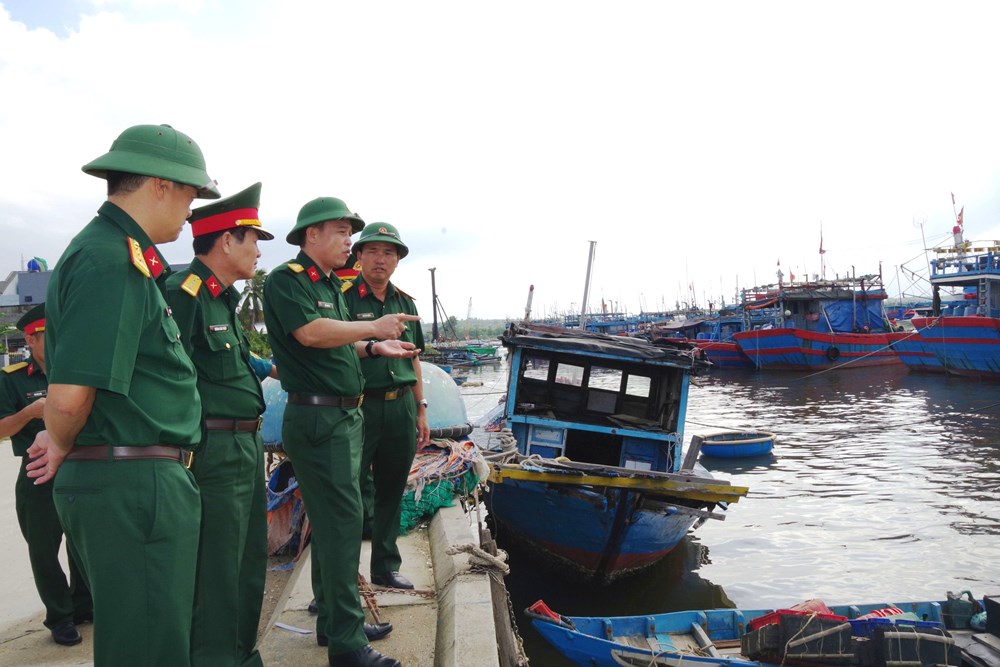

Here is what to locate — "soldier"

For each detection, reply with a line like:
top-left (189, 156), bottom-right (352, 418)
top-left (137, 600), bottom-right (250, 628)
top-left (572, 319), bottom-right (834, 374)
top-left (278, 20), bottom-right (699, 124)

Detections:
top-left (345, 223), bottom-right (429, 589)
top-left (27, 124), bottom-right (218, 666)
top-left (0, 304), bottom-right (92, 646)
top-left (164, 182), bottom-right (275, 667)
top-left (263, 197), bottom-right (419, 667)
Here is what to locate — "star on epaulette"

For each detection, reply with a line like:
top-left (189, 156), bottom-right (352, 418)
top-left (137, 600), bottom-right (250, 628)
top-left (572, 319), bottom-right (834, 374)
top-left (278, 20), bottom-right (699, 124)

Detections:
top-left (127, 237), bottom-right (151, 278)
top-left (287, 263), bottom-right (304, 273)
top-left (341, 280), bottom-right (354, 293)
top-left (180, 274), bottom-right (203, 297)
top-left (2, 361), bottom-right (28, 374)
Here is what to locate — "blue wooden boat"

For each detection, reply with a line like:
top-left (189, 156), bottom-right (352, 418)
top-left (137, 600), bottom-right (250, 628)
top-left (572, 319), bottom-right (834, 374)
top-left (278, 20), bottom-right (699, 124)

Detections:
top-left (732, 276), bottom-right (901, 371)
top-left (484, 324), bottom-right (749, 582)
top-left (700, 431), bottom-right (775, 458)
top-left (890, 235), bottom-right (1000, 379)
top-left (529, 598), bottom-right (989, 667)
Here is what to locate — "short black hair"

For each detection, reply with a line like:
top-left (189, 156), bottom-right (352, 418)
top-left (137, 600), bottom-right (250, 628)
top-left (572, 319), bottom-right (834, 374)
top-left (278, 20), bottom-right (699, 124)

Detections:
top-left (106, 171), bottom-right (149, 196)
top-left (193, 226), bottom-right (252, 256)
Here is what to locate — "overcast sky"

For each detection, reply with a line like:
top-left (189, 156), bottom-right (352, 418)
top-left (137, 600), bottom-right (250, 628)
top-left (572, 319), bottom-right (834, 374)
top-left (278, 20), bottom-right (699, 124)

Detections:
top-left (3, 0), bottom-right (1000, 322)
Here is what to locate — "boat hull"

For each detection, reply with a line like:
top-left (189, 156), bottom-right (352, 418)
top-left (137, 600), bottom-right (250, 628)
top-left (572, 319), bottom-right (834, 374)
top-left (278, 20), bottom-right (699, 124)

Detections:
top-left (733, 328), bottom-right (900, 370)
top-left (487, 478), bottom-right (699, 582)
top-left (898, 316), bottom-right (1000, 379)
top-left (701, 431), bottom-right (775, 458)
top-left (695, 341), bottom-right (755, 369)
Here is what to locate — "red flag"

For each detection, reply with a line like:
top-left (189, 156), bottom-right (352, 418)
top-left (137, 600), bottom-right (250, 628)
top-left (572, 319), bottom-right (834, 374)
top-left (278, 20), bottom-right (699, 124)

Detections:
top-left (957, 206), bottom-right (964, 229)
top-left (819, 231), bottom-right (826, 255)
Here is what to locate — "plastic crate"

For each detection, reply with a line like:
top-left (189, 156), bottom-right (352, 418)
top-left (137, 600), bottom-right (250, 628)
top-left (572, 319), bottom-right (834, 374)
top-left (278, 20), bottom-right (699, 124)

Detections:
top-left (849, 617), bottom-right (946, 638)
top-left (748, 608), bottom-right (848, 631)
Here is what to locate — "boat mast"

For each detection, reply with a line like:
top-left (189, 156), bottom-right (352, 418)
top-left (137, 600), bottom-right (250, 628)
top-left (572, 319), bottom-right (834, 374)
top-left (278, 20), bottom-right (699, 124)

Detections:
top-left (523, 284), bottom-right (534, 322)
top-left (429, 267), bottom-right (439, 344)
top-left (580, 240), bottom-right (597, 330)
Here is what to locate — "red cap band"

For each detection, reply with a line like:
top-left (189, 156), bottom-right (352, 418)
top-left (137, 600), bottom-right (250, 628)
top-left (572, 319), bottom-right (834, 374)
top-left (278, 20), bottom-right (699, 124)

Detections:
top-left (191, 208), bottom-right (262, 237)
top-left (23, 319), bottom-right (45, 335)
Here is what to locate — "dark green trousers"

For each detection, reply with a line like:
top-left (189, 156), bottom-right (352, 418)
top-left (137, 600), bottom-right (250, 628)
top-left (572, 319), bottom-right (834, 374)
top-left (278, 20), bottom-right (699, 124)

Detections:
top-left (15, 455), bottom-right (92, 629)
top-left (360, 393), bottom-right (417, 575)
top-left (190, 429), bottom-right (267, 667)
top-left (54, 458), bottom-right (201, 667)
top-left (282, 403), bottom-right (367, 656)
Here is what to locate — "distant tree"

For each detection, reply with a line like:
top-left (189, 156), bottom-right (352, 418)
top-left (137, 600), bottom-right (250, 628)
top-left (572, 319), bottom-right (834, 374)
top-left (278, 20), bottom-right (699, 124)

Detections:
top-left (239, 269), bottom-right (267, 329)
top-left (245, 328), bottom-right (271, 359)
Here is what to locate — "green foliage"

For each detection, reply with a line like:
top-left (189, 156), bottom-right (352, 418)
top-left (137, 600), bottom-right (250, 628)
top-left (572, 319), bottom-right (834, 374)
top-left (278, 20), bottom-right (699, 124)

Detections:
top-left (245, 327), bottom-right (271, 358)
top-left (239, 268), bottom-right (267, 329)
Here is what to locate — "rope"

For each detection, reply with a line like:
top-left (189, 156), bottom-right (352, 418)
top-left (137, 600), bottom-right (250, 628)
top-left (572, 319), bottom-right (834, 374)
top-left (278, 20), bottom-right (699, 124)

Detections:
top-left (445, 542), bottom-right (510, 575)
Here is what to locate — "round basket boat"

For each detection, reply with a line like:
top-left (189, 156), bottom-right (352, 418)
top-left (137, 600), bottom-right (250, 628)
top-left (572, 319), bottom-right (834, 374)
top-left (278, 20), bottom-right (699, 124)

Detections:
top-left (700, 430), bottom-right (775, 458)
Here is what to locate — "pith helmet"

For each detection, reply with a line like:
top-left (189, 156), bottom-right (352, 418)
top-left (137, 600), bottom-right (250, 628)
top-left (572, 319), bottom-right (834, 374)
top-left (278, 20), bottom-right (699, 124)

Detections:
top-left (286, 197), bottom-right (365, 245)
top-left (16, 304), bottom-right (45, 335)
top-left (188, 182), bottom-right (274, 240)
top-left (81, 124), bottom-right (221, 199)
top-left (353, 222), bottom-right (409, 259)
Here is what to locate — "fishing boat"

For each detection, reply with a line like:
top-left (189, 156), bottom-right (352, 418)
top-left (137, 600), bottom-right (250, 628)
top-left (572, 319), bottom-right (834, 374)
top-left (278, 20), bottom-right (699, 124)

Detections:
top-left (484, 323), bottom-right (749, 583)
top-left (649, 310), bottom-right (758, 370)
top-left (732, 274), bottom-right (901, 371)
top-left (529, 596), bottom-right (995, 667)
top-left (700, 431), bottom-right (775, 458)
top-left (889, 235), bottom-right (1000, 379)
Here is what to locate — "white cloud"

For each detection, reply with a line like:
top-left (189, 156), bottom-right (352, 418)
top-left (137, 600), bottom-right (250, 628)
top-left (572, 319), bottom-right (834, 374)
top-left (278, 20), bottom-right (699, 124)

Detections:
top-left (3, 0), bottom-right (1000, 319)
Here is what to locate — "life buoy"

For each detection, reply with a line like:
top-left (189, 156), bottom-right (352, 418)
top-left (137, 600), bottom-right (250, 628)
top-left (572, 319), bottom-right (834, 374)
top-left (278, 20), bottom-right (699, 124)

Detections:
top-left (826, 346), bottom-right (841, 361)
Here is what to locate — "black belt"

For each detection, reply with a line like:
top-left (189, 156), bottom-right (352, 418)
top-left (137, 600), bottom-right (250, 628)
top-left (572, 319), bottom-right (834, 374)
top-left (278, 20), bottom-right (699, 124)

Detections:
top-left (363, 385), bottom-right (412, 401)
top-left (204, 418), bottom-right (262, 432)
top-left (66, 445), bottom-right (194, 469)
top-left (287, 393), bottom-right (364, 408)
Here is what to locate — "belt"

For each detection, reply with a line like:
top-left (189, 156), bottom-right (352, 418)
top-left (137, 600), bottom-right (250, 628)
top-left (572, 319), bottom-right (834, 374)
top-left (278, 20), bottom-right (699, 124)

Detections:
top-left (65, 445), bottom-right (194, 469)
top-left (204, 417), bottom-right (262, 432)
top-left (287, 393), bottom-right (364, 408)
top-left (363, 385), bottom-right (412, 401)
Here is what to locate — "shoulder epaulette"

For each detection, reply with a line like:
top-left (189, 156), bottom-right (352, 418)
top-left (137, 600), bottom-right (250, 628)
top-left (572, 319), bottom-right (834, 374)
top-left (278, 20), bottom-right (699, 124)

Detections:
top-left (127, 236), bottom-right (152, 278)
top-left (2, 361), bottom-right (28, 374)
top-left (180, 274), bottom-right (203, 297)
top-left (341, 280), bottom-right (354, 293)
top-left (396, 286), bottom-right (415, 300)
top-left (287, 263), bottom-right (304, 273)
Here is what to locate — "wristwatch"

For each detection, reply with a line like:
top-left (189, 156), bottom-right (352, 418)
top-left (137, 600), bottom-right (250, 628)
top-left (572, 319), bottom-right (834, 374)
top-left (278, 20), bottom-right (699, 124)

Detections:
top-left (418, 399), bottom-right (429, 409)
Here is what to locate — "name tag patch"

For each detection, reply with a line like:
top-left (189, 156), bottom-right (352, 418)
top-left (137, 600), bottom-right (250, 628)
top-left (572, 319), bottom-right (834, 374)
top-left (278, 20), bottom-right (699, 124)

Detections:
top-left (209, 324), bottom-right (230, 333)
top-left (355, 313), bottom-right (375, 320)
top-left (317, 301), bottom-right (335, 309)
top-left (26, 390), bottom-right (47, 399)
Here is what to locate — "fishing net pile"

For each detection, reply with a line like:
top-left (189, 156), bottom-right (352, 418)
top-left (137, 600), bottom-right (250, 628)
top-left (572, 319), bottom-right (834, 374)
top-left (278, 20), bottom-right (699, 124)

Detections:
top-left (399, 438), bottom-right (489, 533)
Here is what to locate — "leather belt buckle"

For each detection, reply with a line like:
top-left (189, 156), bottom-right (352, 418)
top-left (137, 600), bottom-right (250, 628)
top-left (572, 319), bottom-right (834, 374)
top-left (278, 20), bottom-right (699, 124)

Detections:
top-left (256, 416), bottom-right (263, 432)
top-left (182, 450), bottom-right (195, 469)
top-left (384, 389), bottom-right (399, 401)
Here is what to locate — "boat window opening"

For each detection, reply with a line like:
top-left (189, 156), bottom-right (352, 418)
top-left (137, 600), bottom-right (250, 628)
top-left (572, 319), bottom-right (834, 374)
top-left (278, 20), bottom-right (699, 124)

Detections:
top-left (624, 375), bottom-right (650, 398)
top-left (523, 357), bottom-right (550, 381)
top-left (563, 430), bottom-right (622, 467)
top-left (555, 363), bottom-right (585, 387)
top-left (585, 388), bottom-right (618, 414)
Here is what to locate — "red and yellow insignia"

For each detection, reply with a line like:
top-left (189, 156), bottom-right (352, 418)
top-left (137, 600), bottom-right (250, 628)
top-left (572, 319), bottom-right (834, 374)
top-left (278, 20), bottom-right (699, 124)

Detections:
top-left (358, 283), bottom-right (368, 298)
top-left (127, 237), bottom-right (151, 278)
top-left (2, 361), bottom-right (28, 374)
top-left (340, 280), bottom-right (353, 293)
top-left (205, 275), bottom-right (223, 298)
top-left (143, 246), bottom-right (164, 278)
top-left (180, 274), bottom-right (203, 297)
top-left (287, 263), bottom-right (304, 273)
top-left (307, 266), bottom-right (321, 282)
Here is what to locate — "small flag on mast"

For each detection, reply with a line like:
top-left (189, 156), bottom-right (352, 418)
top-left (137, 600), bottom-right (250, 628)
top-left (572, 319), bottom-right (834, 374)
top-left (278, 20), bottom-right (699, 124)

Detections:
top-left (956, 206), bottom-right (964, 229)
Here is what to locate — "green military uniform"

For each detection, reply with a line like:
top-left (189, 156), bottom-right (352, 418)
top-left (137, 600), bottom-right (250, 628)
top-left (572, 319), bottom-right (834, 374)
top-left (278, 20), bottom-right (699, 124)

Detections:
top-left (165, 257), bottom-right (268, 667)
top-left (0, 349), bottom-right (92, 631)
top-left (344, 274), bottom-right (424, 576)
top-left (264, 249), bottom-right (369, 655)
top-left (44, 124), bottom-right (217, 667)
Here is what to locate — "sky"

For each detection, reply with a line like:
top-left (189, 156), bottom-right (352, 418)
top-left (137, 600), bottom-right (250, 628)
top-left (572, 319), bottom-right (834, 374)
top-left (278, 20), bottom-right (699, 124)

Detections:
top-left (3, 0), bottom-right (1000, 322)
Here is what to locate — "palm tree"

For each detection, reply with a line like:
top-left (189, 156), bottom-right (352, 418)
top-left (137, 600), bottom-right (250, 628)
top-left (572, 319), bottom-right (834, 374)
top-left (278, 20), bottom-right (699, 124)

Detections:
top-left (239, 268), bottom-right (267, 329)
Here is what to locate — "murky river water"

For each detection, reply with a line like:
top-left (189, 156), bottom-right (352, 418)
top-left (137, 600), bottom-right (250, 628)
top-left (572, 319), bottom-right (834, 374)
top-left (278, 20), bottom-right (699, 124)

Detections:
top-left (456, 360), bottom-right (1000, 666)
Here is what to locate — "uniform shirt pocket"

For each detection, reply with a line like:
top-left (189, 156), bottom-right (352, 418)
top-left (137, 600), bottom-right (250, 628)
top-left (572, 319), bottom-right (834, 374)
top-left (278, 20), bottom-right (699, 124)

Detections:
top-left (198, 327), bottom-right (243, 381)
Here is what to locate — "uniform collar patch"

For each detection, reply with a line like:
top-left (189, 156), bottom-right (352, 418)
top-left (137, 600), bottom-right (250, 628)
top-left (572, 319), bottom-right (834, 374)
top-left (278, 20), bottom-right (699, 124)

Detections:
top-left (307, 266), bottom-right (321, 282)
top-left (143, 245), bottom-right (165, 279)
top-left (358, 283), bottom-right (368, 298)
top-left (205, 275), bottom-right (223, 298)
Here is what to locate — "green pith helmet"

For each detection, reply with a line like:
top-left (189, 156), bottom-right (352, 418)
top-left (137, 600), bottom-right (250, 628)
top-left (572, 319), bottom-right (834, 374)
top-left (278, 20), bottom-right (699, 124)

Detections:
top-left (286, 196), bottom-right (365, 245)
top-left (81, 124), bottom-right (221, 199)
top-left (353, 222), bottom-right (409, 259)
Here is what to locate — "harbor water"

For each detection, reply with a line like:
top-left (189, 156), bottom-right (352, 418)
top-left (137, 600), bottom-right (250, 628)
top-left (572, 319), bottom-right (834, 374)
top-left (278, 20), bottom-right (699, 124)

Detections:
top-left (455, 359), bottom-right (1000, 667)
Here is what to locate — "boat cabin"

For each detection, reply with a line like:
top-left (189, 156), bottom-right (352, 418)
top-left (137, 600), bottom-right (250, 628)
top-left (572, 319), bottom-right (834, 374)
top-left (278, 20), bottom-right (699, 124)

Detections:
top-left (930, 242), bottom-right (1000, 317)
top-left (501, 325), bottom-right (707, 473)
